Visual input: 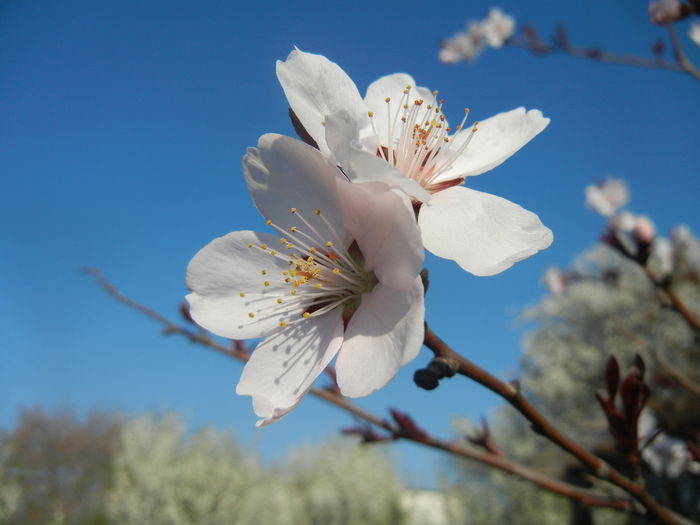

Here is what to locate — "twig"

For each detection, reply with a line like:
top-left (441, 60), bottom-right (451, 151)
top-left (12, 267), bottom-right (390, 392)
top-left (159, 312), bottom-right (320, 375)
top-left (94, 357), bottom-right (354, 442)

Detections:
top-left (643, 266), bottom-right (700, 334)
top-left (423, 325), bottom-right (695, 525)
top-left (507, 37), bottom-right (687, 75)
top-left (667, 23), bottom-right (700, 82)
top-left (87, 268), bottom-right (638, 515)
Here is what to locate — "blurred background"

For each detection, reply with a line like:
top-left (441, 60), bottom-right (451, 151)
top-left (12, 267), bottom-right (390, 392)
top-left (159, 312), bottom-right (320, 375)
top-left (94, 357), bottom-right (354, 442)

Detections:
top-left (2, 0), bottom-right (699, 523)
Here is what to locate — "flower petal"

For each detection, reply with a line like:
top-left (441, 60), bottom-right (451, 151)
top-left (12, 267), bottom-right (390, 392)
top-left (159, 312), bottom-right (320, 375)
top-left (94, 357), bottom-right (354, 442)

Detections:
top-left (186, 230), bottom-right (295, 339)
top-left (336, 180), bottom-right (424, 290)
top-left (236, 309), bottom-right (344, 426)
top-left (276, 49), bottom-right (366, 156)
top-left (363, 73), bottom-right (437, 149)
top-left (418, 186), bottom-right (553, 276)
top-left (434, 107), bottom-right (549, 181)
top-left (335, 278), bottom-right (424, 397)
top-left (243, 133), bottom-right (352, 248)
top-left (325, 110), bottom-right (431, 202)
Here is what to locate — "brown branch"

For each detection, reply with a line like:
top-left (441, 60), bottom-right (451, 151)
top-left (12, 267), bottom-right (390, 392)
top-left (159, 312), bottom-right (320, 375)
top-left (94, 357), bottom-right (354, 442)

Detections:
top-left (87, 267), bottom-right (638, 515)
top-left (507, 37), bottom-right (687, 75)
top-left (643, 266), bottom-right (700, 334)
top-left (667, 23), bottom-right (700, 82)
top-left (424, 325), bottom-right (694, 525)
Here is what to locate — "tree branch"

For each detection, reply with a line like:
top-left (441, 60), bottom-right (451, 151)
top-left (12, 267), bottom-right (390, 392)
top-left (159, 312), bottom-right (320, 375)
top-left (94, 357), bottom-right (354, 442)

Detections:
top-left (87, 267), bottom-right (638, 515)
top-left (423, 325), bottom-right (695, 525)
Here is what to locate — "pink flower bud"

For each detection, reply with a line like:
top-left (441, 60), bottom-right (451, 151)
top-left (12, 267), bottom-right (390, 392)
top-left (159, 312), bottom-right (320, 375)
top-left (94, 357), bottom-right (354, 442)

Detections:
top-left (635, 216), bottom-right (655, 244)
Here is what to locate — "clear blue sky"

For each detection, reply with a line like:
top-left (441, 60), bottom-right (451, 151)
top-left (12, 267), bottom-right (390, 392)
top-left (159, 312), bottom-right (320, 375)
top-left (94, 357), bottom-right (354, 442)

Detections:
top-left (2, 0), bottom-right (699, 486)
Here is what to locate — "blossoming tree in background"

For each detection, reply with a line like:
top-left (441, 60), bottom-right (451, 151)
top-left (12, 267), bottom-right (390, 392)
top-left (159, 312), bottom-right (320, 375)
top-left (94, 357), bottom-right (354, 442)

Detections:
top-left (85, 4), bottom-right (700, 525)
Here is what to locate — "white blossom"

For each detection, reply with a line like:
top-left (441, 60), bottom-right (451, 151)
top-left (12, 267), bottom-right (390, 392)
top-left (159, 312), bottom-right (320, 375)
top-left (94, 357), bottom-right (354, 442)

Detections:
top-left (585, 178), bottom-right (629, 216)
top-left (480, 8), bottom-right (516, 48)
top-left (689, 21), bottom-right (700, 46)
top-left (186, 134), bottom-right (424, 425)
top-left (439, 8), bottom-right (515, 63)
top-left (277, 49), bottom-right (552, 276)
top-left (639, 411), bottom-right (699, 478)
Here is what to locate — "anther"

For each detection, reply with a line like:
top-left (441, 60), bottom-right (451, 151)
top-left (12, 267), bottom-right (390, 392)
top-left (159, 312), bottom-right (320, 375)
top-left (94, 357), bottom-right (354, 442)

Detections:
top-left (247, 242), bottom-right (253, 248)
top-left (277, 298), bottom-right (283, 304)
top-left (266, 219), bottom-right (272, 225)
top-left (385, 97), bottom-right (391, 103)
top-left (279, 321), bottom-right (286, 327)
top-left (239, 292), bottom-right (245, 297)
top-left (368, 111), bottom-right (374, 117)
top-left (290, 290), bottom-right (297, 295)
top-left (260, 244), bottom-right (268, 250)
top-left (261, 269), bottom-right (267, 275)
top-left (290, 207), bottom-right (297, 214)
top-left (248, 312), bottom-right (255, 318)
top-left (314, 209), bottom-right (321, 215)
top-left (291, 226), bottom-right (298, 233)
top-left (264, 281), bottom-right (270, 287)
top-left (326, 241), bottom-right (333, 247)
top-left (302, 312), bottom-right (311, 319)
top-left (332, 268), bottom-right (340, 275)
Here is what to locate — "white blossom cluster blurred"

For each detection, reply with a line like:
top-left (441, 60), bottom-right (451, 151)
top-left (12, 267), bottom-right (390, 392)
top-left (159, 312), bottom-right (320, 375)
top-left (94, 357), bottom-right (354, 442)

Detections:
top-left (439, 8), bottom-right (515, 63)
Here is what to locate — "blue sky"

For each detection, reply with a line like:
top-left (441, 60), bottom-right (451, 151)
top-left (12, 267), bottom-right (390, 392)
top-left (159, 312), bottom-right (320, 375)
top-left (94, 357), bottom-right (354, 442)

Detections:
top-left (2, 0), bottom-right (699, 486)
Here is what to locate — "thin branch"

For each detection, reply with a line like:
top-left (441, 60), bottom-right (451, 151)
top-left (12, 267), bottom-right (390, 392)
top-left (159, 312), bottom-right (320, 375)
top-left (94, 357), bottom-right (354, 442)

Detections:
top-left (643, 266), bottom-right (700, 334)
top-left (423, 325), bottom-right (695, 525)
top-left (667, 23), bottom-right (700, 82)
top-left (87, 268), bottom-right (637, 515)
top-left (507, 37), bottom-right (687, 74)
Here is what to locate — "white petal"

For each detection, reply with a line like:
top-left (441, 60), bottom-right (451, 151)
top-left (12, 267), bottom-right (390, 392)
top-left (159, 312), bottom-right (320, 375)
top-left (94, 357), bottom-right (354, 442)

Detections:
top-left (335, 278), bottom-right (425, 398)
top-left (336, 180), bottom-right (424, 290)
top-left (324, 110), bottom-right (431, 202)
top-left (418, 186), bottom-right (553, 276)
top-left (434, 107), bottom-right (549, 182)
top-left (236, 309), bottom-right (344, 425)
top-left (243, 134), bottom-right (352, 247)
top-left (363, 74), bottom-right (438, 148)
top-left (276, 49), bottom-right (366, 156)
top-left (186, 231), bottom-right (294, 339)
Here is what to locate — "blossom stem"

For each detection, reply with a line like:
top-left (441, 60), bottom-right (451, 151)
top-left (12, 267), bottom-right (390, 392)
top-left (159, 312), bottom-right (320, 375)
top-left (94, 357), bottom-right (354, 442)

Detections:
top-left (423, 324), bottom-right (694, 525)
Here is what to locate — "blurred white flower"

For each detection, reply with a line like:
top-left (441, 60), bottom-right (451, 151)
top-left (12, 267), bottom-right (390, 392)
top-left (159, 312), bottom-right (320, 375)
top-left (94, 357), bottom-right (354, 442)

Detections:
top-left (544, 267), bottom-right (566, 295)
top-left (689, 21), bottom-right (700, 46)
top-left (671, 224), bottom-right (700, 268)
top-left (639, 411), bottom-right (699, 478)
top-left (651, 237), bottom-right (674, 277)
top-left (278, 49), bottom-right (553, 276)
top-left (649, 0), bottom-right (682, 24)
top-left (186, 134), bottom-right (424, 426)
top-left (480, 8), bottom-right (516, 48)
top-left (585, 178), bottom-right (629, 216)
top-left (439, 8), bottom-right (515, 63)
top-left (439, 23), bottom-right (485, 63)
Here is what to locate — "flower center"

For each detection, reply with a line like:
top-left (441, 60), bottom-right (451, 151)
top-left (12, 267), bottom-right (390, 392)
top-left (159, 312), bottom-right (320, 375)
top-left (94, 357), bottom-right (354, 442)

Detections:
top-left (367, 86), bottom-right (478, 194)
top-left (241, 207), bottom-right (376, 329)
